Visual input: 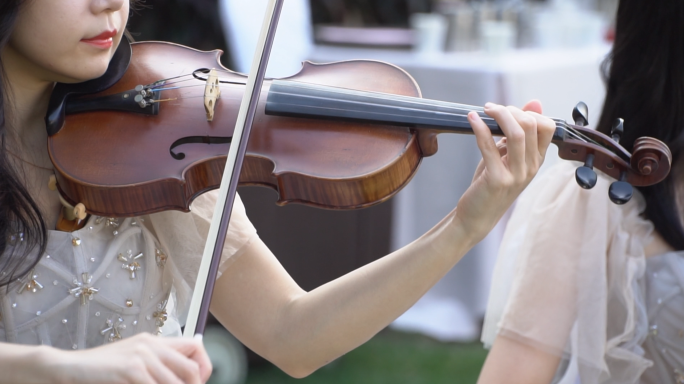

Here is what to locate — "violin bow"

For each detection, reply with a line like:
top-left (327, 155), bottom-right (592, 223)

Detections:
top-left (183, 0), bottom-right (284, 339)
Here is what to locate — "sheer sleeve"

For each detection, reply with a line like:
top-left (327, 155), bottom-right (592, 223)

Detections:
top-left (144, 191), bottom-right (258, 328)
top-left (188, 190), bottom-right (258, 277)
top-left (481, 162), bottom-right (654, 383)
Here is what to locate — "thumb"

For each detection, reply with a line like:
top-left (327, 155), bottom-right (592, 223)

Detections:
top-left (522, 99), bottom-right (543, 114)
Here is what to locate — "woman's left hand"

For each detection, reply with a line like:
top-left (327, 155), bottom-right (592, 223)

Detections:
top-left (454, 100), bottom-right (555, 243)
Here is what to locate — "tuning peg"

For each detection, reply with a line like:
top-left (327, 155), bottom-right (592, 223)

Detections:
top-left (576, 163), bottom-right (597, 189)
top-left (611, 118), bottom-right (624, 143)
top-left (575, 153), bottom-right (597, 189)
top-left (608, 171), bottom-right (633, 204)
top-left (572, 102), bottom-right (589, 126)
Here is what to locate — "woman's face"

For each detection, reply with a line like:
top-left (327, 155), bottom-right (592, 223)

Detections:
top-left (8, 0), bottom-right (129, 83)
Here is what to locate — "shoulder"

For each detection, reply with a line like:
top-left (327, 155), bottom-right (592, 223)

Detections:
top-left (189, 190), bottom-right (257, 241)
top-left (144, 190), bottom-right (257, 253)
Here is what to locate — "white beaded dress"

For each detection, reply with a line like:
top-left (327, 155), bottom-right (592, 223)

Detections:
top-left (0, 191), bottom-right (257, 350)
top-left (482, 162), bottom-right (684, 384)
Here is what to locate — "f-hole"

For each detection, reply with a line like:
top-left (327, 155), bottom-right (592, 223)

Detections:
top-left (169, 136), bottom-right (232, 160)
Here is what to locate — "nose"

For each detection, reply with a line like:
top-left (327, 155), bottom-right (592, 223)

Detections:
top-left (90, 0), bottom-right (126, 14)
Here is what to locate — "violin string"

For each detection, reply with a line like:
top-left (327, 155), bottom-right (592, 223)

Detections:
top-left (146, 68), bottom-right (248, 89)
top-left (147, 93), bottom-right (603, 149)
top-left (273, 81), bottom-right (611, 147)
top-left (144, 73), bottom-right (197, 88)
top-left (147, 77), bottom-right (247, 90)
top-left (563, 128), bottom-right (588, 142)
top-left (145, 71), bottom-right (605, 148)
top-left (150, 98), bottom-right (178, 103)
top-left (144, 72), bottom-right (222, 88)
top-left (147, 76), bottom-right (198, 88)
top-left (148, 83), bottom-right (586, 140)
top-left (564, 127), bottom-right (591, 142)
top-left (148, 71), bottom-right (479, 115)
top-left (278, 80), bottom-right (487, 113)
top-left (151, 84), bottom-right (207, 92)
top-left (149, 94), bottom-right (211, 102)
top-left (558, 123), bottom-right (600, 146)
top-left (291, 87), bottom-right (487, 120)
top-left (152, 82), bottom-right (251, 92)
top-left (265, 81), bottom-right (610, 145)
top-left (145, 75), bottom-right (589, 144)
top-left (559, 126), bottom-right (589, 143)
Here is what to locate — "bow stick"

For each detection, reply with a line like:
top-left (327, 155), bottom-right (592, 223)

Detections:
top-left (183, 0), bottom-right (284, 338)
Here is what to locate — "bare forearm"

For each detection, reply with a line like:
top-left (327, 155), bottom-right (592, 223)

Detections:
top-left (221, 211), bottom-right (476, 376)
top-left (282, 213), bottom-right (472, 369)
top-left (0, 343), bottom-right (55, 384)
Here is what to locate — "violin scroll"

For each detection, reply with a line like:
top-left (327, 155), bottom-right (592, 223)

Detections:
top-left (631, 137), bottom-right (670, 176)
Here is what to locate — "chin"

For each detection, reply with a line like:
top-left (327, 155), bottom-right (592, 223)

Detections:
top-left (80, 64), bottom-right (111, 82)
top-left (57, 58), bottom-right (113, 84)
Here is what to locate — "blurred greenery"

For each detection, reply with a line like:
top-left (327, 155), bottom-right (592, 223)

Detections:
top-left (245, 329), bottom-right (487, 384)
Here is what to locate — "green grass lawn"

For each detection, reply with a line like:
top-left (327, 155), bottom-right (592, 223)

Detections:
top-left (245, 329), bottom-right (488, 384)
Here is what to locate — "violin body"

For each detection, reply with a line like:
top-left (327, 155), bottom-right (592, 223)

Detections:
top-left (49, 41), bottom-right (427, 216)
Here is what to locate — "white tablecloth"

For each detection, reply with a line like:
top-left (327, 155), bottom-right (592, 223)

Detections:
top-left (310, 45), bottom-right (610, 341)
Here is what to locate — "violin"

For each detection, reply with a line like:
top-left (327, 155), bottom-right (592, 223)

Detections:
top-left (45, 37), bottom-right (672, 220)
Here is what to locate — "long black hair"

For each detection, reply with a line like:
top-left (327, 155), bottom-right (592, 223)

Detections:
top-left (596, 0), bottom-right (684, 250)
top-left (0, 1), bottom-right (142, 287)
top-left (0, 0), bottom-right (48, 287)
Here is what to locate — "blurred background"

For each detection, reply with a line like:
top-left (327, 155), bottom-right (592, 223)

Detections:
top-left (128, 0), bottom-right (616, 382)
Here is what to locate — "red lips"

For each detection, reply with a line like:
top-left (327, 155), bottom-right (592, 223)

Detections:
top-left (81, 29), bottom-right (117, 49)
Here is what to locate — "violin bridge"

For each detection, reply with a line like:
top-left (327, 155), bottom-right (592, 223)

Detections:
top-left (204, 68), bottom-right (221, 121)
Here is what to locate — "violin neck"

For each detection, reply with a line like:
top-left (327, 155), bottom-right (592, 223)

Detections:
top-left (265, 79), bottom-right (566, 141)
